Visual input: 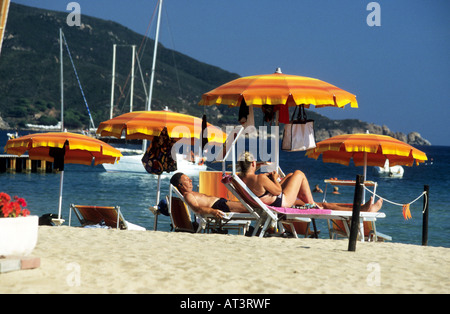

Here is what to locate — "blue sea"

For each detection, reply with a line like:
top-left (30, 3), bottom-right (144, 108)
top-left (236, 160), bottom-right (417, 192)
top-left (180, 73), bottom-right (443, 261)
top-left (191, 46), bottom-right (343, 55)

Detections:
top-left (1, 130), bottom-right (449, 248)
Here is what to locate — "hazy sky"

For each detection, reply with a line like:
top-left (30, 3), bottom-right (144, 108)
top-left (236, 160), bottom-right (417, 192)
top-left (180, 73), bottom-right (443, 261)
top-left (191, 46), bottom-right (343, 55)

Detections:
top-left (10, 0), bottom-right (450, 145)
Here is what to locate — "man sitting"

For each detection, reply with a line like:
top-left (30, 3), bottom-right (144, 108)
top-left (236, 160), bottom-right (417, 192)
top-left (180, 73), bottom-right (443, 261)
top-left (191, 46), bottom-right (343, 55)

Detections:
top-left (170, 172), bottom-right (249, 220)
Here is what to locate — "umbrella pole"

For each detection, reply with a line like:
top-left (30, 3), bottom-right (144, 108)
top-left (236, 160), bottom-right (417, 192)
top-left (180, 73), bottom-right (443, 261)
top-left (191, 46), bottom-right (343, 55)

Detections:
top-left (363, 152), bottom-right (367, 204)
top-left (153, 174), bottom-right (162, 231)
top-left (53, 170), bottom-right (65, 226)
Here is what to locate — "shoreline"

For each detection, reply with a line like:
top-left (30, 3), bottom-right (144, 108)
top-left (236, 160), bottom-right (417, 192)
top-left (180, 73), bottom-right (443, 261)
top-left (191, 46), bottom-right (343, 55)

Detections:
top-left (1, 226), bottom-right (449, 294)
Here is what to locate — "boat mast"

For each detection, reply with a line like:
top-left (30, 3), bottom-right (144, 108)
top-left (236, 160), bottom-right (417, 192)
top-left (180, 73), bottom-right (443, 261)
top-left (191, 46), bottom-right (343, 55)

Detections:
top-left (146, 0), bottom-right (163, 111)
top-left (130, 45), bottom-right (136, 112)
top-left (60, 28), bottom-right (64, 131)
top-left (109, 44), bottom-right (117, 119)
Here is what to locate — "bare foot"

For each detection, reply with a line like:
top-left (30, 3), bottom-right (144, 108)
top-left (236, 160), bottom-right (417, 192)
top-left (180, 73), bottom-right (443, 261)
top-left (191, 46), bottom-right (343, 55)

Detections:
top-left (360, 197), bottom-right (373, 211)
top-left (368, 198), bottom-right (383, 212)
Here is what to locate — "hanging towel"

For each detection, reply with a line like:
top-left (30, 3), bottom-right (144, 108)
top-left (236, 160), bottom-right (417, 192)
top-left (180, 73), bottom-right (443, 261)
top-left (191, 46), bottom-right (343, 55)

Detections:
top-left (278, 104), bottom-right (290, 124)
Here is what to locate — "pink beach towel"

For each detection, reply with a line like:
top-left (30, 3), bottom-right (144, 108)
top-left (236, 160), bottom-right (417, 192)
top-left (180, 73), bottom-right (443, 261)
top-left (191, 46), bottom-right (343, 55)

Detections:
top-left (268, 206), bottom-right (332, 215)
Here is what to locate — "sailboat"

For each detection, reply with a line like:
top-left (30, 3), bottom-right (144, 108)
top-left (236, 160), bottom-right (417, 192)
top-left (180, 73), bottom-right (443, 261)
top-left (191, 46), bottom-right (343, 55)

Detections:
top-left (373, 159), bottom-right (404, 178)
top-left (99, 0), bottom-right (207, 175)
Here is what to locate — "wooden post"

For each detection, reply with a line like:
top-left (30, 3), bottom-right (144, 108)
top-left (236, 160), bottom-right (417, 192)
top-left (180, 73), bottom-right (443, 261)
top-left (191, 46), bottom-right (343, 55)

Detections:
top-left (8, 157), bottom-right (16, 173)
top-left (422, 185), bottom-right (429, 246)
top-left (348, 174), bottom-right (364, 252)
top-left (25, 158), bottom-right (32, 172)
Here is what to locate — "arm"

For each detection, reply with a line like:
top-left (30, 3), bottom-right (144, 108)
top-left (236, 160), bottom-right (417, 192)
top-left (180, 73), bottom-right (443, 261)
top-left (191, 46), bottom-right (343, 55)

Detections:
top-left (259, 172), bottom-right (282, 196)
top-left (184, 193), bottom-right (225, 219)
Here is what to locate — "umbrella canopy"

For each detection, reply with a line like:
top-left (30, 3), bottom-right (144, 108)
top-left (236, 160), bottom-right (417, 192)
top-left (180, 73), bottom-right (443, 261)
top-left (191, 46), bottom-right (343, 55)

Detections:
top-left (199, 69), bottom-right (358, 109)
top-left (96, 110), bottom-right (226, 144)
top-left (5, 132), bottom-right (122, 166)
top-left (305, 133), bottom-right (428, 167)
top-left (5, 132), bottom-right (123, 224)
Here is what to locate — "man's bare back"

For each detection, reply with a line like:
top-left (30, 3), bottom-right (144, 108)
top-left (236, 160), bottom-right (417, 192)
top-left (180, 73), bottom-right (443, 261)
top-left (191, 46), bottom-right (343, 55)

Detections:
top-left (170, 173), bottom-right (248, 219)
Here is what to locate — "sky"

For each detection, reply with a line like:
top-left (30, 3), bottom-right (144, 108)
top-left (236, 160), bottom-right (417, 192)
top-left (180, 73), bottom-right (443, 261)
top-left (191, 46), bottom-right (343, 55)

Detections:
top-left (9, 0), bottom-right (450, 145)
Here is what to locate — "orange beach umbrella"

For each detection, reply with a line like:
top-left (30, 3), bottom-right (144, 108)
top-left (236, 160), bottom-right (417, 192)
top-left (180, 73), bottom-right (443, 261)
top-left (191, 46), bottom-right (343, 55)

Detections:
top-left (305, 133), bottom-right (427, 167)
top-left (5, 132), bottom-right (122, 165)
top-left (96, 110), bottom-right (226, 144)
top-left (306, 133), bottom-right (427, 204)
top-left (199, 69), bottom-right (358, 109)
top-left (199, 68), bottom-right (358, 171)
top-left (5, 132), bottom-right (123, 224)
top-left (96, 110), bottom-right (227, 216)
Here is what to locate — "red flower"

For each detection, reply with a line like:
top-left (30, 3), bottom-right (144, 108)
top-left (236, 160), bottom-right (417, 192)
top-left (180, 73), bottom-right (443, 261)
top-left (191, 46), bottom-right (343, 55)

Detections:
top-left (0, 193), bottom-right (30, 218)
top-left (14, 196), bottom-right (27, 208)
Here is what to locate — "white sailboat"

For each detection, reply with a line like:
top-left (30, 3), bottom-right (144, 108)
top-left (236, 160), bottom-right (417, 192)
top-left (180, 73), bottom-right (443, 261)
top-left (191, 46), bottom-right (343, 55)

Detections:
top-left (373, 159), bottom-right (404, 178)
top-left (102, 151), bottom-right (207, 176)
top-left (100, 0), bottom-right (206, 175)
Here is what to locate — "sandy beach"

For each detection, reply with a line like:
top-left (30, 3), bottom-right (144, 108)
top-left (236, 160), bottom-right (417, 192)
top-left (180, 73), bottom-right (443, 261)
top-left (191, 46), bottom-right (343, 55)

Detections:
top-left (1, 226), bottom-right (449, 294)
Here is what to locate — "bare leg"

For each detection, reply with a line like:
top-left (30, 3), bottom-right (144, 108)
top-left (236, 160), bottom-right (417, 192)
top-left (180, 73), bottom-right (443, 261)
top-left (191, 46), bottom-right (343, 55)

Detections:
top-left (281, 170), bottom-right (316, 206)
top-left (295, 197), bottom-right (383, 212)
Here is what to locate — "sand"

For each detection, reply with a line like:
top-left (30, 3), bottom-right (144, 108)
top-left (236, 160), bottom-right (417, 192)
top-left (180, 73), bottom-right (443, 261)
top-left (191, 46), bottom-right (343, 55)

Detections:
top-left (1, 226), bottom-right (449, 294)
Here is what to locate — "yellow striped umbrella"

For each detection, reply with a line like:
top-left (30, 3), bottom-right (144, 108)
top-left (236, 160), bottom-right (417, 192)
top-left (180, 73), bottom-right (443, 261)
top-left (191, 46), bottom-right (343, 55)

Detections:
top-left (305, 133), bottom-right (427, 167)
top-left (5, 132), bottom-right (122, 165)
top-left (306, 133), bottom-right (427, 206)
top-left (5, 132), bottom-right (123, 224)
top-left (96, 110), bottom-right (226, 144)
top-left (199, 69), bottom-right (358, 108)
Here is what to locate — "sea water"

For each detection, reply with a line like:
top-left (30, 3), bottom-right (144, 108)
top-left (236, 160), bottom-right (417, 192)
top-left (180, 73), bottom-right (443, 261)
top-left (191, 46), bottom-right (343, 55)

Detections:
top-left (1, 130), bottom-right (449, 248)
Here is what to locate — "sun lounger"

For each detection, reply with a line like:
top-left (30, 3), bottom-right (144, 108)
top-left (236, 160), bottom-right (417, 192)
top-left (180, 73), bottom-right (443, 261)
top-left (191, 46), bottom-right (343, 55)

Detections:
top-left (221, 174), bottom-right (389, 241)
top-left (69, 204), bottom-right (145, 230)
top-left (168, 184), bottom-right (257, 235)
top-left (167, 195), bottom-right (197, 233)
top-left (216, 125), bottom-right (387, 240)
top-left (326, 205), bottom-right (392, 241)
top-left (320, 180), bottom-right (391, 241)
top-left (221, 174), bottom-right (325, 238)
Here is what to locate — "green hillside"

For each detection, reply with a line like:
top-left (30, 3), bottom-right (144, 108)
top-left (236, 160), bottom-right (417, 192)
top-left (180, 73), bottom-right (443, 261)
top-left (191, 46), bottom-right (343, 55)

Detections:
top-left (0, 3), bottom-right (239, 129)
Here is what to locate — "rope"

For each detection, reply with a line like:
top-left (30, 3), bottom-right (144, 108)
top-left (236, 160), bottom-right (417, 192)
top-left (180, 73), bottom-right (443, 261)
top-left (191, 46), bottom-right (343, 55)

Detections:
top-left (62, 32), bottom-right (95, 130)
top-left (361, 184), bottom-right (427, 219)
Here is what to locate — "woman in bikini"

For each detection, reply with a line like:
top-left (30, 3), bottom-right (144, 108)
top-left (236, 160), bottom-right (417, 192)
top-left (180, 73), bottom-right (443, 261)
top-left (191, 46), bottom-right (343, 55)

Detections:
top-left (238, 152), bottom-right (383, 212)
top-left (238, 152), bottom-right (320, 208)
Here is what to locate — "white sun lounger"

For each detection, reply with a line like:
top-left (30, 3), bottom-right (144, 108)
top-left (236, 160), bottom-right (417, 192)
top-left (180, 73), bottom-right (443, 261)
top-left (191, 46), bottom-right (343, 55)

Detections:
top-left (168, 184), bottom-right (258, 235)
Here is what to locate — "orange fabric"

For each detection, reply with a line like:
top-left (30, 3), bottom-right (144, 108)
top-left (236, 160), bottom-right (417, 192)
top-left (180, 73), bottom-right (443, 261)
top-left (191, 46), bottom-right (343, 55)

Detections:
top-left (170, 197), bottom-right (195, 232)
top-left (199, 72), bottom-right (358, 109)
top-left (306, 133), bottom-right (427, 167)
top-left (74, 205), bottom-right (125, 229)
top-left (199, 171), bottom-right (237, 201)
top-left (402, 204), bottom-right (412, 220)
top-left (97, 111), bottom-right (226, 144)
top-left (4, 132), bottom-right (122, 165)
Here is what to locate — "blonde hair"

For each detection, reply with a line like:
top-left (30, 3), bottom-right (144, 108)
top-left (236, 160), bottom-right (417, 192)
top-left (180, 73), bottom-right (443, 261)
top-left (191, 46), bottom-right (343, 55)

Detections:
top-left (238, 151), bottom-right (255, 175)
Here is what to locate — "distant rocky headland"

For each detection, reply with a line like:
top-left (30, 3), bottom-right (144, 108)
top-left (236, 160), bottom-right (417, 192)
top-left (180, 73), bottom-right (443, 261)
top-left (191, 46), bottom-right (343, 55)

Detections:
top-left (0, 111), bottom-right (431, 146)
top-left (314, 121), bottom-right (431, 146)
